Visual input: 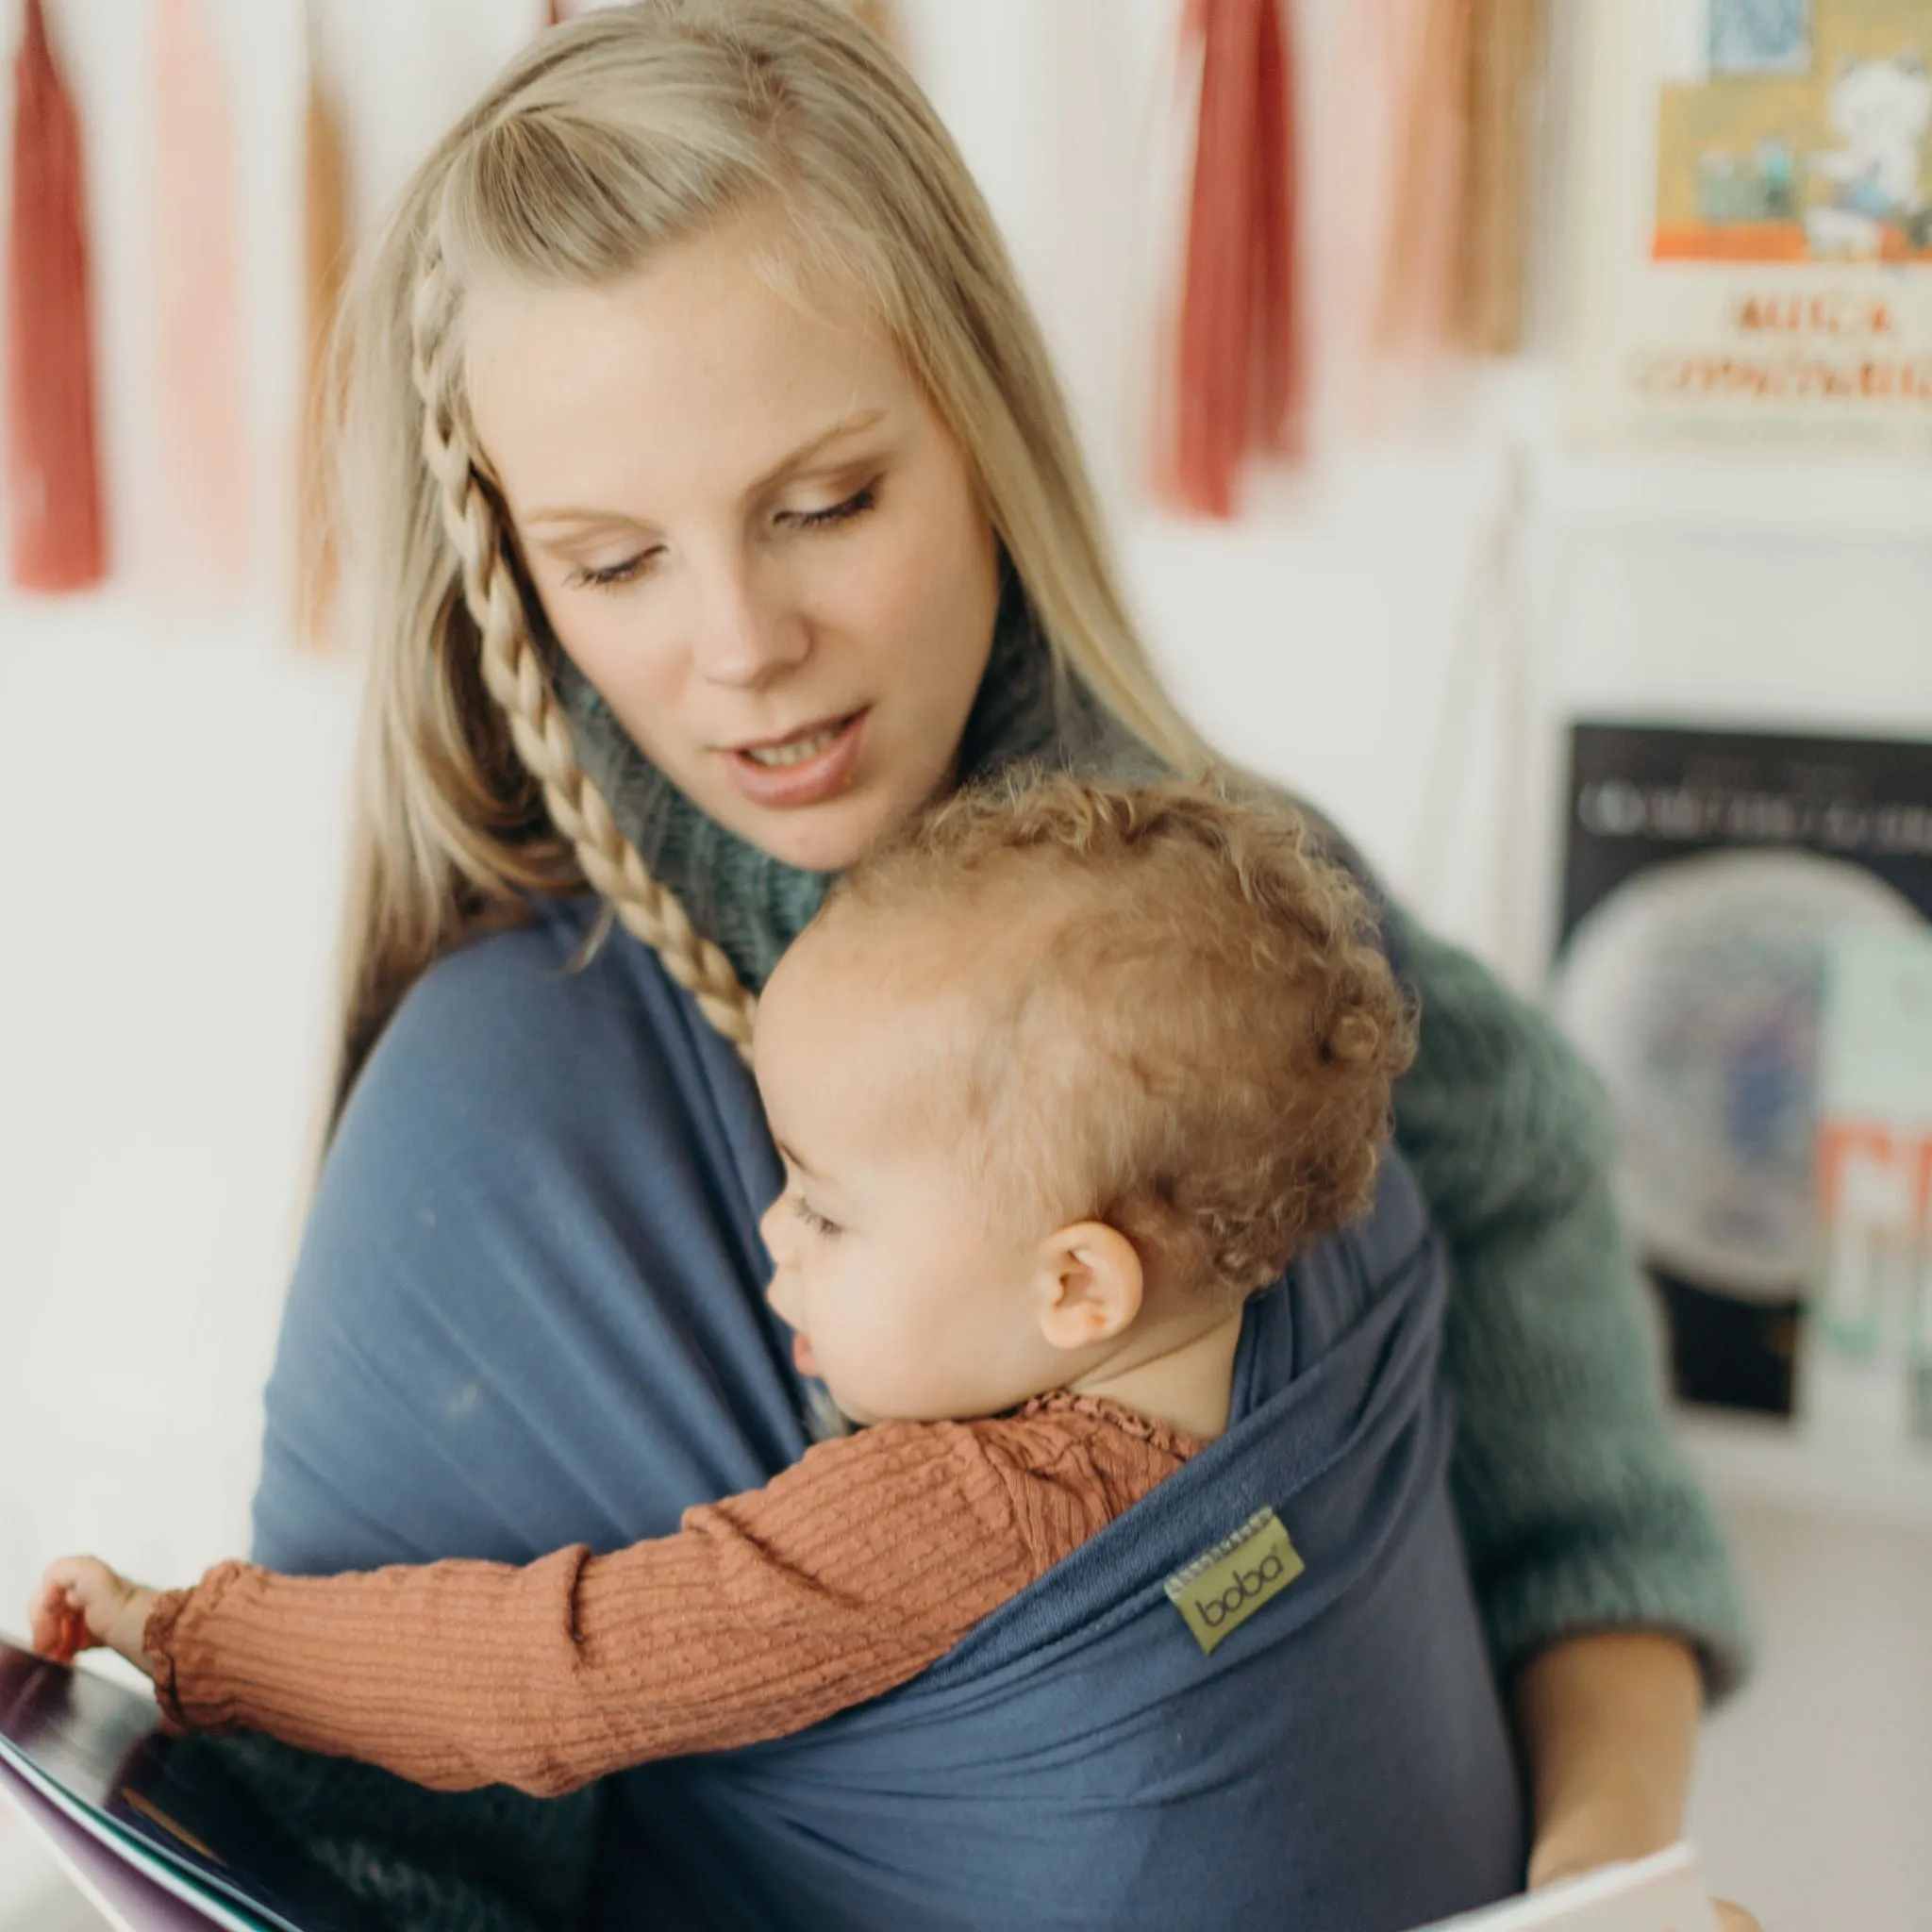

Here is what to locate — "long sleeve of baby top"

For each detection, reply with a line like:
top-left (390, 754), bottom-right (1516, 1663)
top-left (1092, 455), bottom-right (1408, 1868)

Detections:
top-left (143, 1392), bottom-right (1201, 1799)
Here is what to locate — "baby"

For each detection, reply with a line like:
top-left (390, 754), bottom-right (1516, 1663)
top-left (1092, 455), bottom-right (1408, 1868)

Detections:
top-left (32, 774), bottom-right (1411, 1798)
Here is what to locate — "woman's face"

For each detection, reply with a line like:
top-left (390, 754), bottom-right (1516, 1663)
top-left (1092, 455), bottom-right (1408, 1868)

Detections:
top-left (464, 219), bottom-right (1004, 874)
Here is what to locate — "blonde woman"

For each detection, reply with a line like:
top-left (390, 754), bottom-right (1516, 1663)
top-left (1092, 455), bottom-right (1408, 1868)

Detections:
top-left (247, 4), bottom-right (1754, 1927)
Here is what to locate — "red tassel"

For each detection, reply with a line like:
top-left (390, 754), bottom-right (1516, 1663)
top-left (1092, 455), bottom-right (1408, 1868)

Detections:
top-left (1161, 0), bottom-right (1306, 521)
top-left (5, 0), bottom-right (107, 591)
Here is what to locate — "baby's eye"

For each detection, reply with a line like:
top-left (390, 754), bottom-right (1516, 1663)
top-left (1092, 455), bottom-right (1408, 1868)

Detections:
top-left (791, 1195), bottom-right (842, 1239)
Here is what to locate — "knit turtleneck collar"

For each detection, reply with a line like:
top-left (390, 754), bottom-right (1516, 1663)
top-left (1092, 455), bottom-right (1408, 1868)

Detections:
top-left (554, 568), bottom-right (1158, 991)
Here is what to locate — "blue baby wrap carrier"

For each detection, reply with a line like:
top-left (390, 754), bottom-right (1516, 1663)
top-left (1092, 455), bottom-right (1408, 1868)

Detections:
top-left (251, 901), bottom-right (1525, 1931)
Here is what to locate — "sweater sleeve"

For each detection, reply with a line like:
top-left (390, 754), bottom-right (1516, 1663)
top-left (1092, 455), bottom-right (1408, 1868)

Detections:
top-left (1383, 905), bottom-right (1753, 1699)
top-left (146, 1421), bottom-right (1046, 1797)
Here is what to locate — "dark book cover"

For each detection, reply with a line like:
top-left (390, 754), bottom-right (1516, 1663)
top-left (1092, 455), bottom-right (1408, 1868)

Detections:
top-left (1552, 723), bottom-right (1932, 1415)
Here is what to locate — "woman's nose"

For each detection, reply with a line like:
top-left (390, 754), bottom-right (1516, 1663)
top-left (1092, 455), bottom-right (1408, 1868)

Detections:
top-left (691, 563), bottom-right (809, 690)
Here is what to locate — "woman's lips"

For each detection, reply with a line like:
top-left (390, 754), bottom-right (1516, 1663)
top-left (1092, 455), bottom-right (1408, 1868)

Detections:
top-left (720, 711), bottom-right (867, 810)
top-left (791, 1331), bottom-right (820, 1377)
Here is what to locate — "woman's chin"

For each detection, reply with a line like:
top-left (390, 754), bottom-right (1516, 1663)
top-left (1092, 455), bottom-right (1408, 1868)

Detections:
top-left (716, 789), bottom-right (903, 875)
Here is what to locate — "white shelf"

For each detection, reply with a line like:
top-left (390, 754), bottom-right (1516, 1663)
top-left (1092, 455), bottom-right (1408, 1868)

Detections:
top-left (1533, 446), bottom-right (1932, 540)
top-left (1676, 1407), bottom-right (1932, 1532)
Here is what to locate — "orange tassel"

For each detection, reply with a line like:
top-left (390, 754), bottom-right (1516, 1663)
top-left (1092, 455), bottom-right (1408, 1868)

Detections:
top-left (150, 0), bottom-right (251, 596)
top-left (297, 8), bottom-right (350, 649)
top-left (1457, 0), bottom-right (1546, 356)
top-left (5, 0), bottom-right (107, 591)
top-left (1379, 0), bottom-right (1474, 358)
top-left (1160, 0), bottom-right (1306, 521)
top-left (841, 0), bottom-right (897, 43)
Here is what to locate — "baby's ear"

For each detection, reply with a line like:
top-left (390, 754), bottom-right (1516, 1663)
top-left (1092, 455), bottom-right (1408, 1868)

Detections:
top-left (1033, 1223), bottom-right (1143, 1351)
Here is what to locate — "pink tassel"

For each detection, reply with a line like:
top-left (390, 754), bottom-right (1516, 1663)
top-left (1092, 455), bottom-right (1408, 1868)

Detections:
top-left (1311, 0), bottom-right (1407, 426)
top-left (5, 0), bottom-right (107, 591)
top-left (1158, 0), bottom-right (1307, 520)
top-left (149, 0), bottom-right (251, 596)
top-left (1378, 0), bottom-right (1474, 360)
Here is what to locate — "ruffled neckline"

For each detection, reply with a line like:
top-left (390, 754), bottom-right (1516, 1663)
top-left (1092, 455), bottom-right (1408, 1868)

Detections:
top-left (1010, 1388), bottom-right (1212, 1462)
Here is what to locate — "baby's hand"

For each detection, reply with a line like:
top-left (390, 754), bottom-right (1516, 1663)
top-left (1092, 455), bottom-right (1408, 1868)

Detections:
top-left (30, 1557), bottom-right (159, 1677)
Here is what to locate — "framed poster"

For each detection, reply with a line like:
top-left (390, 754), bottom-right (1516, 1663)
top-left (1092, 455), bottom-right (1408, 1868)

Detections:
top-left (1551, 722), bottom-right (1932, 1413)
top-left (1568, 0), bottom-right (1932, 455)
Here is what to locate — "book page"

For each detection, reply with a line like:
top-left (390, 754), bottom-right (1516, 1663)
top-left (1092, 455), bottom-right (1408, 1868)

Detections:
top-left (0, 1753), bottom-right (258, 1932)
top-left (1418, 1846), bottom-right (1721, 1932)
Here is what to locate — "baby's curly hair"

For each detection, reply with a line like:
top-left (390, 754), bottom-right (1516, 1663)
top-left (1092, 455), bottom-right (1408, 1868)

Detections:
top-left (824, 773), bottom-right (1417, 1297)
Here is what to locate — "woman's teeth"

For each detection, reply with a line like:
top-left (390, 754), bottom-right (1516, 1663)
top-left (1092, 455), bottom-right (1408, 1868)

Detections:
top-left (742, 723), bottom-right (845, 769)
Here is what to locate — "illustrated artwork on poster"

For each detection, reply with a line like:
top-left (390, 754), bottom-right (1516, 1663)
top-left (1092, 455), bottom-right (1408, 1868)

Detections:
top-left (1657, 0), bottom-right (1932, 263)
top-left (1569, 0), bottom-right (1932, 454)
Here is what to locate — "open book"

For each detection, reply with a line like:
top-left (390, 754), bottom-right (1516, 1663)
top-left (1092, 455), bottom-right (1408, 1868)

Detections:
top-left (0, 1637), bottom-right (1720, 1932)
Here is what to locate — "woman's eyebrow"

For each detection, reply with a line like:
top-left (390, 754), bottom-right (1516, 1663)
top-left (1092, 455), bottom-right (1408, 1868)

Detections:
top-left (521, 505), bottom-right (653, 535)
top-left (746, 408), bottom-right (888, 496)
top-left (520, 408), bottom-right (890, 534)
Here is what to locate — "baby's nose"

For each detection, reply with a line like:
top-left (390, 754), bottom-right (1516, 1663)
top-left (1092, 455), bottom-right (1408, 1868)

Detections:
top-left (764, 1265), bottom-right (800, 1326)
top-left (758, 1198), bottom-right (791, 1264)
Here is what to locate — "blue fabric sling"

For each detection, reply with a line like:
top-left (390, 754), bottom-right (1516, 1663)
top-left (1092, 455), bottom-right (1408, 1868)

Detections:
top-left (250, 898), bottom-right (1525, 1932)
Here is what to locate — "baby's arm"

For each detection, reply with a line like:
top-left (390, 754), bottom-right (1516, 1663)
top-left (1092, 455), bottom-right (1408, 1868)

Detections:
top-left (34, 1421), bottom-right (1044, 1796)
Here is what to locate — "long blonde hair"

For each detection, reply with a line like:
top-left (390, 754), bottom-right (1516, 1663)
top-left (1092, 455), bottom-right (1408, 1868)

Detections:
top-left (328, 0), bottom-right (1205, 1122)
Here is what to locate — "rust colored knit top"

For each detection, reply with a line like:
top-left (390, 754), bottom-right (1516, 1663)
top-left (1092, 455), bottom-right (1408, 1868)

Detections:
top-left (142, 1391), bottom-right (1203, 1798)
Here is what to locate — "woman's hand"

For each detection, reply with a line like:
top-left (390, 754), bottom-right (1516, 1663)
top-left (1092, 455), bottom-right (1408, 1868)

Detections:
top-left (1517, 1631), bottom-right (1762, 1931)
top-left (30, 1557), bottom-right (160, 1676)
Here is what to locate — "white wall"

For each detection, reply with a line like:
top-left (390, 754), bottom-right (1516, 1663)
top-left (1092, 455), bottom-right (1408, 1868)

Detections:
top-left (3, 3), bottom-right (1931, 1928)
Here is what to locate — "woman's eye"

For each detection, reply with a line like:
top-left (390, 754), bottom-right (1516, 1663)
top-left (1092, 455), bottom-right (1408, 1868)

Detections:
top-left (570, 551), bottom-right (658, 591)
top-left (791, 1195), bottom-right (842, 1239)
top-left (788, 484), bottom-right (877, 532)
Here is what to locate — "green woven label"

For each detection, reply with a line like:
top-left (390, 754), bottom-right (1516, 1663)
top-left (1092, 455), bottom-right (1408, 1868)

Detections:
top-left (1163, 1507), bottom-right (1303, 1656)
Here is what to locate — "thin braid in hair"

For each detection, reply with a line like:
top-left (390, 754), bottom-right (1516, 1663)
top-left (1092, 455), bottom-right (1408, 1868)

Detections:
top-left (408, 228), bottom-right (760, 1060)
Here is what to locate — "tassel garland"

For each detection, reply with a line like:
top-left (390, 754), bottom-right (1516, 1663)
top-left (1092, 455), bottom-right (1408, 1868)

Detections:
top-left (1159, 0), bottom-right (1305, 520)
top-left (1378, 0), bottom-right (1474, 358)
top-left (1457, 0), bottom-right (1546, 356)
top-left (5, 0), bottom-right (107, 591)
top-left (297, 5), bottom-right (350, 649)
top-left (149, 0), bottom-right (252, 595)
top-left (842, 0), bottom-right (897, 44)
top-left (1378, 0), bottom-right (1546, 361)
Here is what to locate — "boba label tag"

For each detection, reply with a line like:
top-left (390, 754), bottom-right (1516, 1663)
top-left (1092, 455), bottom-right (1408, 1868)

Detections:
top-left (1163, 1507), bottom-right (1304, 1656)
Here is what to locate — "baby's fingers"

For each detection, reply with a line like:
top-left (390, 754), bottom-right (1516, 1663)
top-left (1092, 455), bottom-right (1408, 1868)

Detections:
top-left (27, 1577), bottom-right (65, 1658)
top-left (32, 1557), bottom-right (123, 1656)
top-left (27, 1574), bottom-right (87, 1663)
